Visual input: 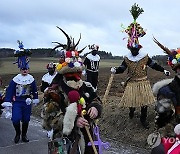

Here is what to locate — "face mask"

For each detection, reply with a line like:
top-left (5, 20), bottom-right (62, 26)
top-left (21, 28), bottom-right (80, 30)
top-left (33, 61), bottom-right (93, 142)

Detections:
top-left (92, 50), bottom-right (97, 56)
top-left (48, 69), bottom-right (55, 75)
top-left (130, 48), bottom-right (139, 56)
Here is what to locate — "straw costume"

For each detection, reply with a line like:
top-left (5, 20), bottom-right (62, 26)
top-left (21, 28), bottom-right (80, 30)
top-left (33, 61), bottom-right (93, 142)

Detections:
top-left (111, 3), bottom-right (170, 129)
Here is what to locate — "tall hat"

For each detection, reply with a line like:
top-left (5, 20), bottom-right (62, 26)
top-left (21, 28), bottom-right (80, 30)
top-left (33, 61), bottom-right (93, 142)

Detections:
top-left (52, 26), bottom-right (86, 74)
top-left (123, 3), bottom-right (146, 49)
top-left (153, 37), bottom-right (180, 71)
top-left (88, 44), bottom-right (99, 51)
top-left (14, 40), bottom-right (32, 69)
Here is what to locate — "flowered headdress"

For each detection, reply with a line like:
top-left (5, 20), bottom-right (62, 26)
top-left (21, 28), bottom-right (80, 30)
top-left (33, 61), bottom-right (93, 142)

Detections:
top-left (122, 3), bottom-right (146, 49)
top-left (14, 40), bottom-right (32, 69)
top-left (52, 26), bottom-right (86, 74)
top-left (153, 37), bottom-right (180, 71)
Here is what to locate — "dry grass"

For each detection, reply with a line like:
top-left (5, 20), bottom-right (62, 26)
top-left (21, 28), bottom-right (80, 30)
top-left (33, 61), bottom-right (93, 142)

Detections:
top-left (0, 58), bottom-right (121, 74)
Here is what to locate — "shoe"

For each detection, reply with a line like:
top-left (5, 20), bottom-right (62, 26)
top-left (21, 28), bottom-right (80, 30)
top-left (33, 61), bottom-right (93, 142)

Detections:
top-left (141, 120), bottom-right (150, 129)
top-left (22, 136), bottom-right (29, 142)
top-left (14, 135), bottom-right (20, 143)
top-left (129, 111), bottom-right (134, 119)
top-left (129, 110), bottom-right (135, 119)
top-left (129, 107), bottom-right (135, 119)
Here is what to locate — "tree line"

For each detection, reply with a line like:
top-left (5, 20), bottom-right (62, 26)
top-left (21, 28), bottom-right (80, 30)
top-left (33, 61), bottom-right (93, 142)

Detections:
top-left (0, 48), bottom-right (168, 65)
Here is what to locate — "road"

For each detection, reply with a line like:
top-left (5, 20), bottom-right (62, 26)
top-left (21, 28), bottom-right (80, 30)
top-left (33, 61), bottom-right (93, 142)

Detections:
top-left (0, 117), bottom-right (150, 154)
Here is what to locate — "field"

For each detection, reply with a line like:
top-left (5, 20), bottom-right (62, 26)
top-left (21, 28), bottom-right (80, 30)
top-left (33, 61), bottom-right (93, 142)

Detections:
top-left (0, 57), bottom-right (175, 150)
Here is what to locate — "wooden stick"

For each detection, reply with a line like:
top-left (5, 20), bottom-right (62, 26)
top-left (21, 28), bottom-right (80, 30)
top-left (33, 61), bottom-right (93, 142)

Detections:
top-left (102, 73), bottom-right (114, 104)
top-left (82, 114), bottom-right (98, 154)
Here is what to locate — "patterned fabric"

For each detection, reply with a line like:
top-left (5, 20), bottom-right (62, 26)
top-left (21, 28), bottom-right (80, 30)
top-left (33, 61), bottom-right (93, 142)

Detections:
top-left (124, 55), bottom-right (148, 81)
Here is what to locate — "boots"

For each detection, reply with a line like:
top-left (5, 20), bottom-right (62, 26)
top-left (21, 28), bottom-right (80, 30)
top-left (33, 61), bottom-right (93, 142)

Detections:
top-left (140, 106), bottom-right (149, 129)
top-left (13, 123), bottom-right (21, 143)
top-left (22, 123), bottom-right (29, 142)
top-left (129, 107), bottom-right (135, 119)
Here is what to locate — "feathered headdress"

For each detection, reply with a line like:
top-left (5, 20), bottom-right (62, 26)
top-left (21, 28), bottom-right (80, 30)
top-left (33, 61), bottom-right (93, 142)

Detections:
top-left (14, 40), bottom-right (32, 69)
top-left (123, 3), bottom-right (146, 49)
top-left (153, 37), bottom-right (180, 71)
top-left (52, 26), bottom-right (86, 74)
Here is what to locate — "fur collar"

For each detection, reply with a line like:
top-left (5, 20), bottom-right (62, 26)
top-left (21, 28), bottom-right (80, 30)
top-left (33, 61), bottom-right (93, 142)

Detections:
top-left (13, 74), bottom-right (34, 85)
top-left (86, 53), bottom-right (100, 61)
top-left (152, 78), bottom-right (173, 96)
top-left (126, 51), bottom-right (147, 62)
top-left (42, 72), bottom-right (57, 84)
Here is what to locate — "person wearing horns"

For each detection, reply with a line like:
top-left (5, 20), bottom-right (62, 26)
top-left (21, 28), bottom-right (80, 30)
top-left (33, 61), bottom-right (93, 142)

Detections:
top-left (110, 3), bottom-right (170, 129)
top-left (2, 40), bottom-right (39, 143)
top-left (83, 44), bottom-right (100, 91)
top-left (41, 27), bottom-right (102, 154)
top-left (152, 39), bottom-right (180, 128)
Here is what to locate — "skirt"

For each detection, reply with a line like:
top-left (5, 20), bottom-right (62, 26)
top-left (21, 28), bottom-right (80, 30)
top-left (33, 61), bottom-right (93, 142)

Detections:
top-left (119, 80), bottom-right (156, 107)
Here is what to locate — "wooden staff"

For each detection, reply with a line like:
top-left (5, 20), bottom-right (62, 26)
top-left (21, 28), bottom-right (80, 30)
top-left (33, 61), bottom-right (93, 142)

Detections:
top-left (102, 73), bottom-right (115, 104)
top-left (81, 111), bottom-right (98, 154)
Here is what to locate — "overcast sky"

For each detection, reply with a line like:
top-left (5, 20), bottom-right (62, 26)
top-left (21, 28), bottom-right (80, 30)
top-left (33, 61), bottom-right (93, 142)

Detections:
top-left (0, 0), bottom-right (179, 56)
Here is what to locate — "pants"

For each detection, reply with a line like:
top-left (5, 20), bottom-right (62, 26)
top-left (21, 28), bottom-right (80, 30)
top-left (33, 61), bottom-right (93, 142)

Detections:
top-left (129, 106), bottom-right (147, 121)
top-left (11, 101), bottom-right (32, 124)
top-left (86, 71), bottom-right (98, 89)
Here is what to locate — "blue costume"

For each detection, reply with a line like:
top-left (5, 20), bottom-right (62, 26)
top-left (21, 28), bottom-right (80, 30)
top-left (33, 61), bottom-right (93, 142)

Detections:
top-left (5, 74), bottom-right (38, 124)
top-left (3, 40), bottom-right (39, 143)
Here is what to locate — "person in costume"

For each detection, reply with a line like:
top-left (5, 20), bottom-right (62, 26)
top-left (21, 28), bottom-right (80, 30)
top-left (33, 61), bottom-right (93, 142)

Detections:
top-left (0, 77), bottom-right (5, 115)
top-left (2, 40), bottom-right (39, 143)
top-left (152, 39), bottom-right (180, 128)
top-left (41, 27), bottom-right (102, 154)
top-left (110, 3), bottom-right (170, 129)
top-left (40, 62), bottom-right (57, 93)
top-left (151, 124), bottom-right (180, 154)
top-left (83, 44), bottom-right (100, 91)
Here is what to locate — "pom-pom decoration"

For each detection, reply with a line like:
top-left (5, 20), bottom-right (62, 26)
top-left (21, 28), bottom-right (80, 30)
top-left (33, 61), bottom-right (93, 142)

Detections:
top-left (56, 64), bottom-right (63, 71)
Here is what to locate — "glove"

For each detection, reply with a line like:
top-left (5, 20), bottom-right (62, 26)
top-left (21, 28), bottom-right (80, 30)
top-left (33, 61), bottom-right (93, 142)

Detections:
top-left (26, 98), bottom-right (32, 105)
top-left (110, 67), bottom-right (116, 74)
top-left (32, 99), bottom-right (39, 105)
top-left (1, 102), bottom-right (12, 107)
top-left (164, 70), bottom-right (170, 76)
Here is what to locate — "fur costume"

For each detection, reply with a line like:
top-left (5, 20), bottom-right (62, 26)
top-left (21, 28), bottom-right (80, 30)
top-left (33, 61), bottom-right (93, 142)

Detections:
top-left (41, 27), bottom-right (102, 154)
top-left (153, 76), bottom-right (180, 128)
top-left (152, 39), bottom-right (180, 129)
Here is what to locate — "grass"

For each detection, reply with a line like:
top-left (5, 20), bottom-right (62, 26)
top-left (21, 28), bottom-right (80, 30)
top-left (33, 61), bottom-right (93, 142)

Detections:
top-left (0, 57), bottom-right (122, 75)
